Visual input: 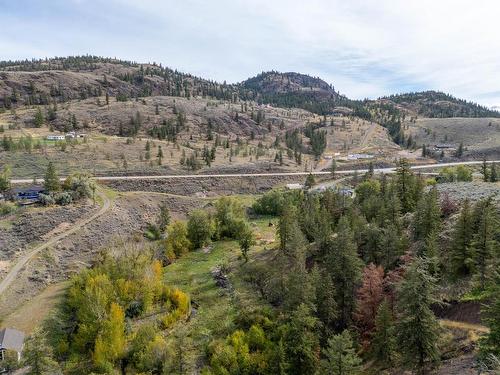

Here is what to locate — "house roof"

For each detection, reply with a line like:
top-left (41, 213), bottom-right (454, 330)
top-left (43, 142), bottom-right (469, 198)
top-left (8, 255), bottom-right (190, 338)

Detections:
top-left (0, 328), bottom-right (25, 352)
top-left (11, 186), bottom-right (44, 194)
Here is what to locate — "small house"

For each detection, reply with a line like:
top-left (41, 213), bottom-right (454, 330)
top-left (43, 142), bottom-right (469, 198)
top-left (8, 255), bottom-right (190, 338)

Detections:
top-left (347, 153), bottom-right (374, 160)
top-left (46, 134), bottom-right (65, 141)
top-left (434, 144), bottom-right (455, 150)
top-left (0, 328), bottom-right (25, 362)
top-left (285, 183), bottom-right (304, 190)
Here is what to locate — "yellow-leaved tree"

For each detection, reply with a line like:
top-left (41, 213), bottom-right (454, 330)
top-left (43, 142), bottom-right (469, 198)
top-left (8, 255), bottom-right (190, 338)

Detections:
top-left (93, 302), bottom-right (126, 371)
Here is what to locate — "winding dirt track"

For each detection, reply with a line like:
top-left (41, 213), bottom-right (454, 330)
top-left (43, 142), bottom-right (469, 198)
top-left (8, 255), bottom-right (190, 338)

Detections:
top-left (0, 191), bottom-right (111, 296)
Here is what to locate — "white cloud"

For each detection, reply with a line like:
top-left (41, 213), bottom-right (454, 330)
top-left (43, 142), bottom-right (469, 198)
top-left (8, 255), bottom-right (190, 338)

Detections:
top-left (1, 0), bottom-right (499, 106)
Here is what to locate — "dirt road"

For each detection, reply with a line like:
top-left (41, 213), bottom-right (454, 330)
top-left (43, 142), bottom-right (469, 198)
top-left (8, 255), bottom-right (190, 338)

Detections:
top-left (0, 191), bottom-right (111, 296)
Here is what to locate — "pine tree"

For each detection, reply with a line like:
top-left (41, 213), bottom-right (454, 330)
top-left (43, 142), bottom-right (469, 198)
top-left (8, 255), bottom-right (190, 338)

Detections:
top-left (450, 199), bottom-right (474, 277)
top-left (414, 187), bottom-right (441, 241)
top-left (157, 145), bottom-right (163, 165)
top-left (395, 159), bottom-right (416, 213)
top-left (421, 144), bottom-right (427, 157)
top-left (396, 257), bottom-right (440, 374)
top-left (22, 328), bottom-right (60, 374)
top-left (305, 173), bottom-right (316, 189)
top-left (34, 107), bottom-right (44, 127)
top-left (330, 159), bottom-right (337, 178)
top-left (371, 299), bottom-right (396, 367)
top-left (278, 201), bottom-right (301, 253)
top-left (325, 217), bottom-right (363, 330)
top-left (283, 303), bottom-right (320, 375)
top-left (470, 199), bottom-right (499, 290)
top-left (44, 161), bottom-right (60, 192)
top-left (480, 267), bottom-right (500, 357)
top-left (311, 266), bottom-right (338, 336)
top-left (481, 158), bottom-right (489, 182)
top-left (490, 164), bottom-right (498, 182)
top-left (320, 330), bottom-right (361, 375)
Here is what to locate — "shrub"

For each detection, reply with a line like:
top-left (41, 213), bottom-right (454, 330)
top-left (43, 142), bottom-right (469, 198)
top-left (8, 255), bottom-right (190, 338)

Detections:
top-left (252, 189), bottom-right (286, 216)
top-left (39, 193), bottom-right (56, 206)
top-left (164, 221), bottom-right (191, 262)
top-left (187, 210), bottom-right (214, 249)
top-left (55, 192), bottom-right (73, 205)
top-left (62, 173), bottom-right (94, 200)
top-left (0, 201), bottom-right (16, 216)
top-left (214, 197), bottom-right (246, 239)
top-left (144, 223), bottom-right (162, 241)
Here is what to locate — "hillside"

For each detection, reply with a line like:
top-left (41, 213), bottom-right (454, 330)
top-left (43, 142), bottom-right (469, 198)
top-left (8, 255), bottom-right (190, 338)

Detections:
top-left (0, 55), bottom-right (498, 165)
top-left (0, 56), bottom-right (238, 108)
top-left (381, 91), bottom-right (500, 118)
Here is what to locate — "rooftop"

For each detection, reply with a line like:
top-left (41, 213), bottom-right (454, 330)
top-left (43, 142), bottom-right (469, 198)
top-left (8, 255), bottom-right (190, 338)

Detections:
top-left (0, 328), bottom-right (25, 352)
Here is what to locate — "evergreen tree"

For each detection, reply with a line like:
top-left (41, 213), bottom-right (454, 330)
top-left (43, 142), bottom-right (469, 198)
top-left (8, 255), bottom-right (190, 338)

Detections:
top-left (371, 299), bottom-right (396, 367)
top-left (44, 161), bottom-right (60, 192)
top-left (278, 200), bottom-right (302, 253)
top-left (305, 173), bottom-right (316, 189)
top-left (490, 164), bottom-right (498, 182)
top-left (450, 199), bottom-right (474, 277)
top-left (157, 203), bottom-right (171, 232)
top-left (157, 145), bottom-right (163, 165)
top-left (470, 198), bottom-right (499, 290)
top-left (320, 330), bottom-right (361, 375)
top-left (22, 328), bottom-right (60, 375)
top-left (312, 266), bottom-right (338, 337)
top-left (395, 159), bottom-right (416, 213)
top-left (481, 158), bottom-right (489, 182)
top-left (421, 144), bottom-right (427, 157)
top-left (325, 217), bottom-right (363, 330)
top-left (480, 267), bottom-right (500, 358)
top-left (283, 303), bottom-right (320, 375)
top-left (396, 257), bottom-right (440, 374)
top-left (330, 159), bottom-right (337, 178)
top-left (414, 187), bottom-right (441, 241)
top-left (34, 107), bottom-right (44, 127)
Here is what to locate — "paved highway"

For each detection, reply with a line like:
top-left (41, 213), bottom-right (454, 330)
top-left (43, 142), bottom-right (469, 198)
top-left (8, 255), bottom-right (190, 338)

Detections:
top-left (10, 160), bottom-right (499, 184)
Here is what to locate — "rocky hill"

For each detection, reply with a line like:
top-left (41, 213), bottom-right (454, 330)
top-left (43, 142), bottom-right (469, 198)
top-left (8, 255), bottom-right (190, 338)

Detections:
top-left (238, 71), bottom-right (356, 115)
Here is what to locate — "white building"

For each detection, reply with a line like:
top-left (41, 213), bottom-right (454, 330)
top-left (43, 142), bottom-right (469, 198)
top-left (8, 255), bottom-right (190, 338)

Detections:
top-left (46, 134), bottom-right (65, 141)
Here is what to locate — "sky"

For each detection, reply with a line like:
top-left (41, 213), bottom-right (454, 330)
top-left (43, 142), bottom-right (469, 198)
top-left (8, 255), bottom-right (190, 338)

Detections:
top-left (1, 0), bottom-right (499, 107)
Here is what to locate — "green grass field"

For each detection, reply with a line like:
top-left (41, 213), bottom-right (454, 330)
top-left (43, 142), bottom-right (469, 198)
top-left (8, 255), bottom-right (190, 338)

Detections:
top-left (162, 215), bottom-right (277, 371)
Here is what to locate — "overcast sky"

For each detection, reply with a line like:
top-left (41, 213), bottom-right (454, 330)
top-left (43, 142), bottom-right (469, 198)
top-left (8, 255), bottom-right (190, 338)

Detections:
top-left (1, 0), bottom-right (499, 107)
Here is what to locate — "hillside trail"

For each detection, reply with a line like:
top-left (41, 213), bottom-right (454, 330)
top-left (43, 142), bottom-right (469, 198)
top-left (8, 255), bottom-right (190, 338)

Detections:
top-left (0, 189), bottom-right (112, 297)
